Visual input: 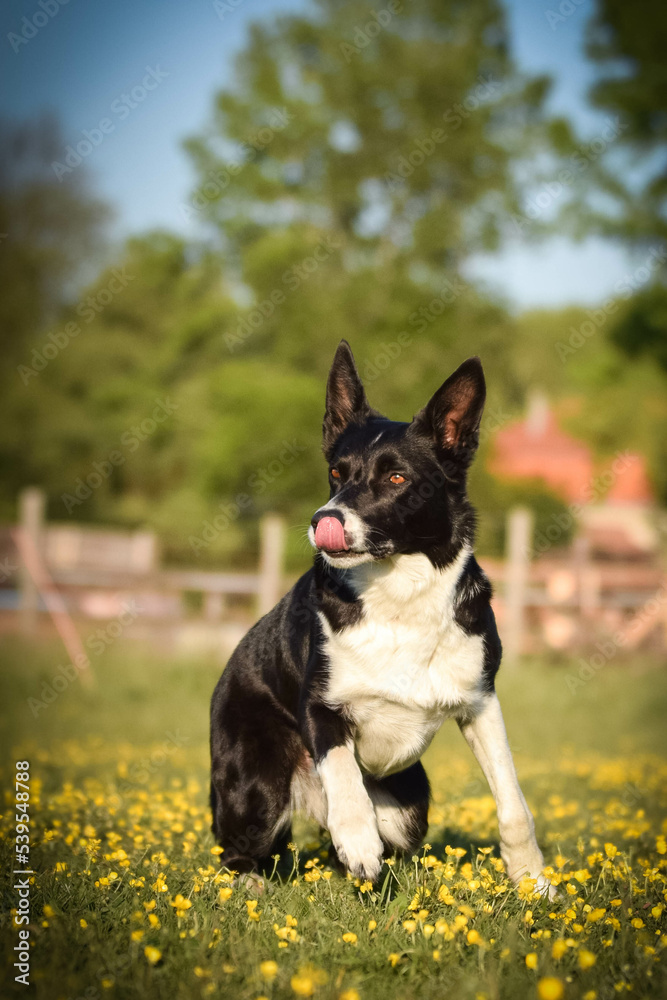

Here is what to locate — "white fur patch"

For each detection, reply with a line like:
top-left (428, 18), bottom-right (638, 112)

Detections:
top-left (317, 744), bottom-right (384, 880)
top-left (320, 547), bottom-right (486, 776)
top-left (459, 693), bottom-right (555, 897)
top-left (290, 758), bottom-right (327, 827)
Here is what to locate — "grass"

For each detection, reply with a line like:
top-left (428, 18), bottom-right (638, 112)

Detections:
top-left (1, 634), bottom-right (666, 1000)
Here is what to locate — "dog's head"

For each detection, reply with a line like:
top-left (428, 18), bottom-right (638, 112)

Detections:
top-left (308, 340), bottom-right (485, 568)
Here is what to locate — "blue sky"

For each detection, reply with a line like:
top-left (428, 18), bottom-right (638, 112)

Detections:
top-left (0, 0), bottom-right (640, 310)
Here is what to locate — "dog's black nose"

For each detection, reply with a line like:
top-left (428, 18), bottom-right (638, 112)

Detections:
top-left (310, 508), bottom-right (345, 530)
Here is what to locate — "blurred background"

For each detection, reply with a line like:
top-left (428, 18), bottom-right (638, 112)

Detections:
top-left (1, 0), bottom-right (666, 665)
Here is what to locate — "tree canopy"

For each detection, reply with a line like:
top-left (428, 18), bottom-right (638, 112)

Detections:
top-left (2, 0), bottom-right (666, 568)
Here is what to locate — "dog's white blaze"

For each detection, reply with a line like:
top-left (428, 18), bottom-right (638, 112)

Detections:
top-left (317, 743), bottom-right (384, 879)
top-left (320, 547), bottom-right (486, 776)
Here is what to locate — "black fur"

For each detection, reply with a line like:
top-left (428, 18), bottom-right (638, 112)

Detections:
top-left (210, 342), bottom-right (501, 876)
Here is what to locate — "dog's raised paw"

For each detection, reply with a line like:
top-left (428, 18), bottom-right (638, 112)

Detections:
top-left (332, 823), bottom-right (384, 882)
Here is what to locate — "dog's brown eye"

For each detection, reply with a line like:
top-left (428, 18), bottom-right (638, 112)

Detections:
top-left (390, 474), bottom-right (406, 484)
top-left (331, 468), bottom-right (341, 479)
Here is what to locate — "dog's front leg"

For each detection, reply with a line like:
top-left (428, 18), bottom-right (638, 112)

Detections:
top-left (301, 698), bottom-right (383, 881)
top-left (458, 693), bottom-right (553, 896)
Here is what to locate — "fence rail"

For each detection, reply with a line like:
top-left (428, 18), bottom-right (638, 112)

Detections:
top-left (2, 488), bottom-right (665, 662)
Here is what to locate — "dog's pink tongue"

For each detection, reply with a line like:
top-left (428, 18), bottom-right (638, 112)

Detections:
top-left (315, 517), bottom-right (348, 551)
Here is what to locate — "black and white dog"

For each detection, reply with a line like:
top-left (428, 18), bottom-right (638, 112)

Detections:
top-left (210, 341), bottom-right (549, 891)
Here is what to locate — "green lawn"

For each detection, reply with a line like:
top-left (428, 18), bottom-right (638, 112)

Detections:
top-left (1, 636), bottom-right (666, 1000)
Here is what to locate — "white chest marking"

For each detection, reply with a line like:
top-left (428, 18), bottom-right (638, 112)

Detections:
top-left (320, 547), bottom-right (486, 776)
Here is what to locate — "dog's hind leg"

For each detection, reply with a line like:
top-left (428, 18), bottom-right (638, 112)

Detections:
top-left (366, 761), bottom-right (430, 857)
top-left (210, 680), bottom-right (303, 876)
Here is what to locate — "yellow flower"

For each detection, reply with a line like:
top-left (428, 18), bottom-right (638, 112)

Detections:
top-left (432, 949), bottom-right (441, 962)
top-left (467, 929), bottom-right (482, 945)
top-left (148, 914), bottom-right (160, 929)
top-left (578, 949), bottom-right (597, 969)
top-left (291, 966), bottom-right (327, 996)
top-left (388, 953), bottom-right (401, 968)
top-left (445, 846), bottom-right (466, 858)
top-left (131, 930), bottom-right (144, 941)
top-left (260, 960), bottom-right (279, 982)
top-left (342, 932), bottom-right (357, 945)
top-left (525, 952), bottom-right (538, 970)
top-left (194, 967), bottom-right (211, 978)
top-left (518, 877), bottom-right (538, 900)
top-left (403, 920), bottom-right (417, 934)
top-left (587, 908), bottom-right (606, 923)
top-left (219, 887), bottom-right (233, 902)
top-left (631, 917), bottom-right (644, 929)
top-left (43, 905), bottom-right (55, 918)
top-left (438, 885), bottom-right (455, 905)
top-left (144, 946), bottom-right (161, 965)
top-left (552, 939), bottom-right (568, 960)
top-left (79, 919), bottom-right (88, 929)
top-left (210, 845), bottom-right (224, 855)
top-left (339, 991), bottom-right (360, 1000)
top-left (368, 920), bottom-right (377, 931)
top-left (537, 977), bottom-right (564, 1000)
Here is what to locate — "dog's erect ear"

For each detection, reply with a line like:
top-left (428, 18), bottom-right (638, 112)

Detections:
top-left (323, 340), bottom-right (372, 454)
top-left (413, 357), bottom-right (486, 459)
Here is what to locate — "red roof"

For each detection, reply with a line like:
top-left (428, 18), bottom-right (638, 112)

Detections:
top-left (490, 397), bottom-right (654, 505)
top-left (490, 403), bottom-right (593, 503)
top-left (606, 453), bottom-right (654, 504)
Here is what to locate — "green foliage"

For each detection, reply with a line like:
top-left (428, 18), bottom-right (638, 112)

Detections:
top-left (585, 0), bottom-right (667, 246)
top-left (470, 462), bottom-right (574, 558)
top-left (0, 117), bottom-right (108, 519)
top-left (2, 0), bottom-right (667, 564)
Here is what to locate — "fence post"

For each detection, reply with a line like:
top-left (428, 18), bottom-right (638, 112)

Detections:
top-left (18, 487), bottom-right (45, 633)
top-left (504, 506), bottom-right (533, 665)
top-left (257, 514), bottom-right (286, 618)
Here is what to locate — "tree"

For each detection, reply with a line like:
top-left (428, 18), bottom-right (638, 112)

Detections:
top-left (0, 116), bottom-right (108, 518)
top-left (586, 0), bottom-right (667, 246)
top-left (583, 1), bottom-right (667, 382)
top-left (184, 0), bottom-right (553, 394)
top-left (3, 5), bottom-right (580, 567)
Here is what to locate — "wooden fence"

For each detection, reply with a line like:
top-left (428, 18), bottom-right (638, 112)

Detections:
top-left (2, 488), bottom-right (665, 663)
